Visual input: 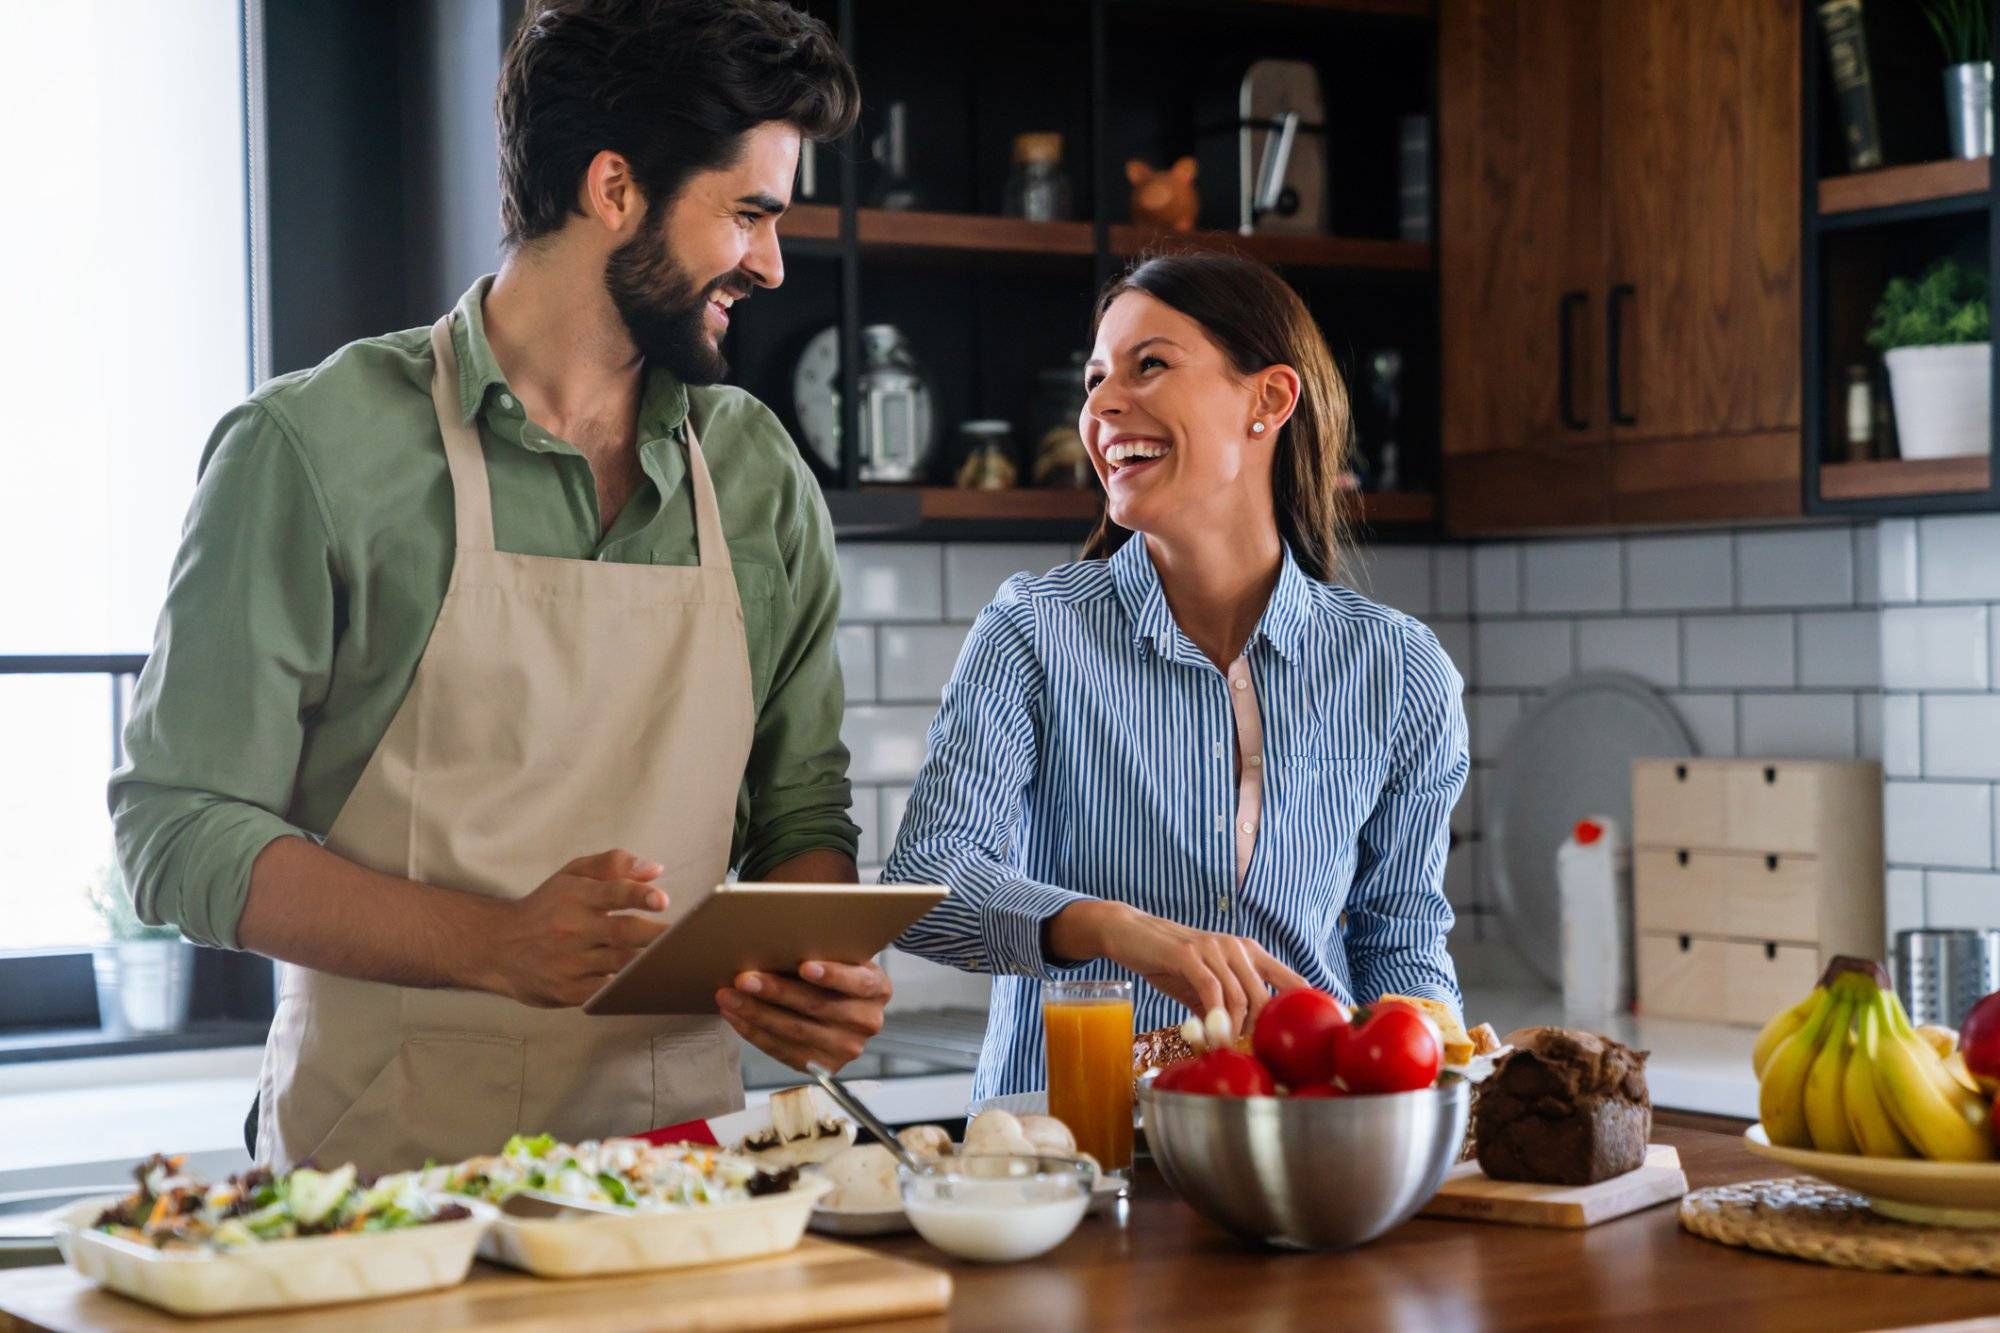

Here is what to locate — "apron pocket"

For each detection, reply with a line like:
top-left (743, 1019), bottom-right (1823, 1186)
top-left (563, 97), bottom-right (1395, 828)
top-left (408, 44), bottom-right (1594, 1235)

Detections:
top-left (309, 1032), bottom-right (525, 1174)
top-left (650, 1026), bottom-right (744, 1130)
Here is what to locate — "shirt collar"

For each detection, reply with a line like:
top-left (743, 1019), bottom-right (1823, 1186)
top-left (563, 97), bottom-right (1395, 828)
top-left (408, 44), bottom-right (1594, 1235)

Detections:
top-left (445, 275), bottom-right (692, 450)
top-left (1110, 535), bottom-right (1315, 666)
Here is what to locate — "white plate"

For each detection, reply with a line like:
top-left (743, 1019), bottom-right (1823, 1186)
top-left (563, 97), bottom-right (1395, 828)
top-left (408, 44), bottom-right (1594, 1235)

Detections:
top-left (482, 1174), bottom-right (830, 1277)
top-left (52, 1193), bottom-right (495, 1317)
top-left (1743, 1125), bottom-right (2000, 1226)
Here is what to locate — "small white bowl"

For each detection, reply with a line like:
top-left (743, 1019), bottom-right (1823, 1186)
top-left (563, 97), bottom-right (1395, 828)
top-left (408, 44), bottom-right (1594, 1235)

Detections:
top-left (898, 1154), bottom-right (1092, 1263)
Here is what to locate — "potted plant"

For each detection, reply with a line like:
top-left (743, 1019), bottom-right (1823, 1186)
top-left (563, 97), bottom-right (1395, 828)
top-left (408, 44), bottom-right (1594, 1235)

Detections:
top-left (87, 862), bottom-right (193, 1035)
top-left (1923, 0), bottom-right (1993, 157)
top-left (1868, 257), bottom-right (1992, 459)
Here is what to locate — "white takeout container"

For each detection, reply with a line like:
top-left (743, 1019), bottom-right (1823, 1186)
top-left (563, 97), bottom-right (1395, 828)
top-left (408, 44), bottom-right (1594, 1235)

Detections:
top-left (52, 1193), bottom-right (496, 1317)
top-left (481, 1174), bottom-right (831, 1278)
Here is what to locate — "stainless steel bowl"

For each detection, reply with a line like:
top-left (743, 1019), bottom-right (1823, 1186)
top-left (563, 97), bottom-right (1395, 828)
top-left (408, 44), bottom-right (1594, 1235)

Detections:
top-left (1136, 1076), bottom-right (1470, 1250)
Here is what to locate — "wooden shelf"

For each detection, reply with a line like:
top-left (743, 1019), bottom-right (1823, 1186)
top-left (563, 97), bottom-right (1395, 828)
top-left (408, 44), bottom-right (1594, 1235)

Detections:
top-left (1109, 224), bottom-right (1432, 271)
top-left (1258, 0), bottom-right (1434, 14)
top-left (833, 485), bottom-right (1436, 536)
top-left (883, 486), bottom-right (1103, 523)
top-left (1819, 455), bottom-right (1991, 501)
top-left (782, 203), bottom-right (840, 241)
top-left (1818, 159), bottom-right (1990, 217)
top-left (857, 210), bottom-right (1094, 257)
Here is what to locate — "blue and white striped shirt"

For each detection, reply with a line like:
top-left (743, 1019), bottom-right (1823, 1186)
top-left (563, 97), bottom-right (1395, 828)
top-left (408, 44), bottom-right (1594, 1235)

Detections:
top-left (883, 536), bottom-right (1468, 1100)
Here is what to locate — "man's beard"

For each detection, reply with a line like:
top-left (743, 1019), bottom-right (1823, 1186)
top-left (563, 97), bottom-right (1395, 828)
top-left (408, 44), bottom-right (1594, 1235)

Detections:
top-left (603, 220), bottom-right (742, 387)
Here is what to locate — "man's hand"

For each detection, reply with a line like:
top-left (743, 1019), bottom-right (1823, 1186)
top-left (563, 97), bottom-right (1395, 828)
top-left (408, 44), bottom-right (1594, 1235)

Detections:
top-left (478, 850), bottom-right (670, 1008)
top-left (715, 960), bottom-right (891, 1072)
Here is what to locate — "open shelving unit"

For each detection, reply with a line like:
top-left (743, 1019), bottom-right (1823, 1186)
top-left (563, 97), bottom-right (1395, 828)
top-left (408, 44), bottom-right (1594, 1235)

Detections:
top-left (1803, 3), bottom-right (2000, 516)
top-left (734, 0), bottom-right (1443, 542)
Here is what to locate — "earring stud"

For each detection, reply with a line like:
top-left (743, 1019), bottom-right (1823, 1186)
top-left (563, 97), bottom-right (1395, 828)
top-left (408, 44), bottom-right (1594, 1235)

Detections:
top-left (1251, 421), bottom-right (1266, 435)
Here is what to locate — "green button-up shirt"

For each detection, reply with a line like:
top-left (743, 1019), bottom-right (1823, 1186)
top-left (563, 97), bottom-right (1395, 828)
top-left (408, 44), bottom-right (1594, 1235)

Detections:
top-left (110, 277), bottom-right (857, 950)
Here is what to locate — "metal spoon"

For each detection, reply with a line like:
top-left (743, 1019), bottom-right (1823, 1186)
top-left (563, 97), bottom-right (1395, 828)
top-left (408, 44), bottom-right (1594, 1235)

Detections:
top-left (803, 1062), bottom-right (933, 1176)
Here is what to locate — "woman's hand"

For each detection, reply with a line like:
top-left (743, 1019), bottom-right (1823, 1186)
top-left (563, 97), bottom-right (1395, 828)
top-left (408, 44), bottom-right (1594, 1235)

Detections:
top-left (1047, 901), bottom-right (1307, 1036)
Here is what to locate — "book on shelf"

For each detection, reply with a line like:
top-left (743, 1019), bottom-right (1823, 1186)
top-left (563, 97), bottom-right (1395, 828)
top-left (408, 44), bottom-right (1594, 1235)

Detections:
top-left (1818, 0), bottom-right (1884, 172)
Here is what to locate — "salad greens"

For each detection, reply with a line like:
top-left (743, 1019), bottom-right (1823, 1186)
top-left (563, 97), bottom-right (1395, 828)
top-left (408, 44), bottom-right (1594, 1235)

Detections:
top-left (93, 1155), bottom-right (470, 1251)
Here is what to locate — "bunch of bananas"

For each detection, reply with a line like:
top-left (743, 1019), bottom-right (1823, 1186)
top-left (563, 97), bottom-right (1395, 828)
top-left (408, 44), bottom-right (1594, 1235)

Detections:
top-left (1754, 957), bottom-right (1995, 1161)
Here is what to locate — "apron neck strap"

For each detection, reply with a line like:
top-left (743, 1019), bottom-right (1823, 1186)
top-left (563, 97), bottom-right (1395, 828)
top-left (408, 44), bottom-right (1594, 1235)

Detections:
top-left (429, 316), bottom-right (497, 552)
top-left (679, 417), bottom-right (733, 574)
top-left (431, 312), bottom-right (734, 572)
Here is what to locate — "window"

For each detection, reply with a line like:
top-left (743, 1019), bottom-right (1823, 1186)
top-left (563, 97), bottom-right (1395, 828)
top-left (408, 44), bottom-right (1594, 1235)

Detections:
top-left (0, 1), bottom-right (253, 954)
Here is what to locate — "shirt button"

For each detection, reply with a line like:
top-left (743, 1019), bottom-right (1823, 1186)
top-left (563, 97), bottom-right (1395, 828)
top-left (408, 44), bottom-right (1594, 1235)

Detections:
top-left (1215, 816), bottom-right (1227, 832)
top-left (498, 393), bottom-right (516, 410)
top-left (1239, 821), bottom-right (1255, 835)
top-left (1217, 895), bottom-right (1230, 912)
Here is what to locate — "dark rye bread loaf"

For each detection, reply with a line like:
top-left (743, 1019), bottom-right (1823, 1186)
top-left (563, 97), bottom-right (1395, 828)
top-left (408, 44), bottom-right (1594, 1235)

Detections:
top-left (1473, 1027), bottom-right (1650, 1186)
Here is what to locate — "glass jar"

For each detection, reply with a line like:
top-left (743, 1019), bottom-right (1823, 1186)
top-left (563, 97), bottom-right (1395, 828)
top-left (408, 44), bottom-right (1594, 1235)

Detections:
top-left (1004, 133), bottom-right (1073, 222)
top-left (954, 420), bottom-right (1019, 490)
top-left (1030, 352), bottom-right (1093, 489)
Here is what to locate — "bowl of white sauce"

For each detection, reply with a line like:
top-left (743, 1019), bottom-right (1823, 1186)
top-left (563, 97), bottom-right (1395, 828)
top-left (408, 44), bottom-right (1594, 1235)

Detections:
top-left (898, 1153), bottom-right (1093, 1263)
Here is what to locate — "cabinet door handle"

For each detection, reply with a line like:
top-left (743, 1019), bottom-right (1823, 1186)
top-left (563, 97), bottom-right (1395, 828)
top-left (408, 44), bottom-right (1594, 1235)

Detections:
top-left (1559, 291), bottom-right (1589, 430)
top-left (1608, 283), bottom-right (1637, 426)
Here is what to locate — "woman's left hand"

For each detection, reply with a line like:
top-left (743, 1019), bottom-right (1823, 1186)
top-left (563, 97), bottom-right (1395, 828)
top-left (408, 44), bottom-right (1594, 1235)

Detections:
top-left (715, 960), bottom-right (891, 1071)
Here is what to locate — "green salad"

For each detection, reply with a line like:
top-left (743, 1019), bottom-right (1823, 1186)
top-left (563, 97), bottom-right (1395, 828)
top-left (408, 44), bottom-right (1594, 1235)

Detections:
top-left (92, 1154), bottom-right (471, 1251)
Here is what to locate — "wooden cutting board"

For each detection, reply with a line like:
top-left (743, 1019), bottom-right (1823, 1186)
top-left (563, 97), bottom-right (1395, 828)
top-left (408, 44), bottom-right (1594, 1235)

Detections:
top-left (1418, 1144), bottom-right (1689, 1228)
top-left (0, 1236), bottom-right (950, 1333)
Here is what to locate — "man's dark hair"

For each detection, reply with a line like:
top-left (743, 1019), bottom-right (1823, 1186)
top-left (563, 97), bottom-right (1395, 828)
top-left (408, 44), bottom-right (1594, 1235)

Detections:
top-left (497, 0), bottom-right (858, 249)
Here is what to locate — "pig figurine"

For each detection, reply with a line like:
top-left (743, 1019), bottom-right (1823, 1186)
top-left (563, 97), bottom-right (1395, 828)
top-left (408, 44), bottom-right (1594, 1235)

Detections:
top-left (1126, 156), bottom-right (1198, 232)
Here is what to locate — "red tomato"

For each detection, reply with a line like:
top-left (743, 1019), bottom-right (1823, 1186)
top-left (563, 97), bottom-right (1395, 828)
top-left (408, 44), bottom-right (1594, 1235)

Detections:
top-left (1151, 1058), bottom-right (1193, 1093)
top-left (1252, 988), bottom-right (1349, 1086)
top-left (1290, 1082), bottom-right (1347, 1098)
top-left (1170, 1049), bottom-right (1277, 1097)
top-left (1330, 1004), bottom-right (1443, 1094)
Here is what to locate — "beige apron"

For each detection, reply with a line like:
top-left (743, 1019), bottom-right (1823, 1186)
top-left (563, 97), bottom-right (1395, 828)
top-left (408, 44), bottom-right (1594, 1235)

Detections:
top-left (255, 314), bottom-right (754, 1174)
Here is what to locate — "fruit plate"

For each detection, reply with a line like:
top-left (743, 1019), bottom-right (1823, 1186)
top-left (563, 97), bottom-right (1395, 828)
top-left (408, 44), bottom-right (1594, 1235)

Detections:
top-left (1744, 1125), bottom-right (2000, 1227)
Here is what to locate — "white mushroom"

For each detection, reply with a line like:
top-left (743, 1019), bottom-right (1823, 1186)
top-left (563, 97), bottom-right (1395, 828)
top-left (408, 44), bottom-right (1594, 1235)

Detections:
top-left (896, 1124), bottom-right (953, 1159)
top-left (1016, 1115), bottom-right (1077, 1156)
top-left (962, 1109), bottom-right (1037, 1158)
top-left (818, 1143), bottom-right (899, 1211)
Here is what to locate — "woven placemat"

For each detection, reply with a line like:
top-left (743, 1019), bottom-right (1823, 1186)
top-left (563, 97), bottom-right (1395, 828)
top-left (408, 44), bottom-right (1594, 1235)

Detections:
top-left (1680, 1177), bottom-right (2000, 1276)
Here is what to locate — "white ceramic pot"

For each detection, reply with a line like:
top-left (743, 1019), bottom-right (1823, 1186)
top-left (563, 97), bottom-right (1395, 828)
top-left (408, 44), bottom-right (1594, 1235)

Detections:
top-left (92, 939), bottom-right (193, 1035)
top-left (1885, 342), bottom-right (1991, 459)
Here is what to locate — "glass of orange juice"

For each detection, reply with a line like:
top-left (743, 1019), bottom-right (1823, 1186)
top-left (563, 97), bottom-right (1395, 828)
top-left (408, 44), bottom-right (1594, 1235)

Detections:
top-left (1043, 979), bottom-right (1134, 1173)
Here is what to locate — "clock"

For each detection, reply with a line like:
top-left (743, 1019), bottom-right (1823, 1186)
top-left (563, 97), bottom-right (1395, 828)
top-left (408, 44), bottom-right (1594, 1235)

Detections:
top-left (790, 325), bottom-right (843, 474)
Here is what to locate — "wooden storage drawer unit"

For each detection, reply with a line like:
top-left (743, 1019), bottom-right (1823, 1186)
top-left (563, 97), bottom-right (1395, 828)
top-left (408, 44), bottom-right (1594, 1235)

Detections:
top-left (1631, 757), bottom-right (1883, 1026)
top-left (1636, 933), bottom-right (1820, 1027)
top-left (1632, 848), bottom-right (1820, 944)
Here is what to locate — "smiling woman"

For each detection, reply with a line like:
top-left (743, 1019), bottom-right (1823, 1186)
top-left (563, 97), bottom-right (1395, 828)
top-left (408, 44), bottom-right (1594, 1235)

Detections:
top-left (884, 252), bottom-right (1469, 1102)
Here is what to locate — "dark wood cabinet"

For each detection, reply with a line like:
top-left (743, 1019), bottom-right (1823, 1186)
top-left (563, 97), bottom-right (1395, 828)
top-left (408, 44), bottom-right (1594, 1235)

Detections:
top-left (1440, 0), bottom-right (1802, 534)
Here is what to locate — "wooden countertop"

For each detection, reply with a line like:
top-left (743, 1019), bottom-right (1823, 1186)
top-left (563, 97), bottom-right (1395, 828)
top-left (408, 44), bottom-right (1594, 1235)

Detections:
top-left (870, 1122), bottom-right (1998, 1332)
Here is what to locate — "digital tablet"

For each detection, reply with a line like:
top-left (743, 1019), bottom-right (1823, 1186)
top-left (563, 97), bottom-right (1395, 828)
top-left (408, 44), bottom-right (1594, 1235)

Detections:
top-left (581, 881), bottom-right (949, 1016)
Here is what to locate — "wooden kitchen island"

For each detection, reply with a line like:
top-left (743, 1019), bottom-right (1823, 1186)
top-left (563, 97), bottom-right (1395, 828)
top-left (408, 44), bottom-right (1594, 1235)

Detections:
top-left (875, 1123), bottom-right (1998, 1332)
top-left (6, 1125), bottom-right (1997, 1332)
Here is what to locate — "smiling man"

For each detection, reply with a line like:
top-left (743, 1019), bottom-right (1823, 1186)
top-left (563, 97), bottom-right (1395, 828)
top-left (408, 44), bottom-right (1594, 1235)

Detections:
top-left (108, 0), bottom-right (877, 1174)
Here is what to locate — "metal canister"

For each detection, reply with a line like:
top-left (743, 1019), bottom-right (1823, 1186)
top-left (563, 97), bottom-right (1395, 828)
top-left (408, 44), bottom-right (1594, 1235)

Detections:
top-left (1895, 928), bottom-right (2000, 1028)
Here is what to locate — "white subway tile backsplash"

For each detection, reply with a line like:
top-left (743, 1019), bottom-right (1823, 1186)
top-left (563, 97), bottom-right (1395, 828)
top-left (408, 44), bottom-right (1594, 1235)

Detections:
top-left (1917, 514), bottom-right (2000, 604)
top-left (850, 783), bottom-right (881, 866)
top-left (1523, 540), bottom-right (1623, 614)
top-left (1575, 617), bottom-right (1679, 687)
top-left (1887, 867), bottom-right (1926, 934)
top-left (1885, 780), bottom-right (1994, 869)
top-left (1426, 618), bottom-right (1473, 680)
top-left (1878, 519), bottom-right (1919, 605)
top-left (1471, 692), bottom-right (1524, 762)
top-left (1852, 526), bottom-right (1880, 609)
top-left (1348, 546), bottom-right (1433, 615)
top-left (840, 707), bottom-right (936, 784)
top-left (1738, 692), bottom-right (1858, 759)
top-left (1681, 614), bottom-right (1796, 688)
top-left (1473, 619), bottom-right (1574, 689)
top-left (943, 544), bottom-right (1076, 620)
top-left (836, 626), bottom-right (876, 702)
top-left (1454, 768), bottom-right (1483, 841)
top-left (1882, 695), bottom-right (1922, 777)
top-left (1667, 693), bottom-right (1738, 756)
top-left (1472, 544), bottom-right (1522, 615)
top-left (878, 624), bottom-right (970, 702)
top-left (1434, 547), bottom-right (1471, 616)
top-left (839, 544), bottom-right (943, 622)
top-left (1859, 691), bottom-right (1883, 762)
top-left (1444, 844), bottom-right (1478, 910)
top-left (1925, 870), bottom-right (2000, 929)
top-left (1797, 611), bottom-right (1881, 688)
top-left (1921, 695), bottom-right (2000, 780)
top-left (1881, 606), bottom-right (1991, 691)
top-left (1736, 528), bottom-right (1855, 608)
top-left (880, 786), bottom-right (915, 854)
top-left (1624, 534), bottom-right (1734, 611)
top-left (885, 947), bottom-right (992, 1011)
